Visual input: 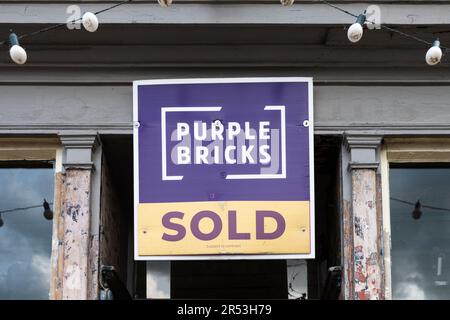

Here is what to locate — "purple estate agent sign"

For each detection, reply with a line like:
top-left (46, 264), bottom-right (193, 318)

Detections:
top-left (133, 78), bottom-right (314, 260)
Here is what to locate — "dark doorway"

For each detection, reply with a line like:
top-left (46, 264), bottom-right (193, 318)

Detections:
top-left (101, 134), bottom-right (342, 300)
top-left (171, 260), bottom-right (287, 299)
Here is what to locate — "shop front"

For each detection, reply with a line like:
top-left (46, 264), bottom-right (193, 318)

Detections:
top-left (1, 1), bottom-right (450, 300)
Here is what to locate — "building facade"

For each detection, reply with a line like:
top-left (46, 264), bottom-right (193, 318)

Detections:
top-left (1, 0), bottom-right (450, 300)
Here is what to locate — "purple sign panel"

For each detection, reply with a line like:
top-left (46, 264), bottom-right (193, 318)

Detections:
top-left (134, 78), bottom-right (314, 260)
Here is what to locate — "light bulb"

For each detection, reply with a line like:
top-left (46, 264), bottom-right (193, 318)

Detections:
top-left (347, 23), bottom-right (363, 43)
top-left (347, 14), bottom-right (366, 43)
top-left (82, 12), bottom-right (99, 32)
top-left (412, 201), bottom-right (422, 220)
top-left (280, 0), bottom-right (294, 5)
top-left (9, 45), bottom-right (27, 65)
top-left (8, 33), bottom-right (27, 65)
top-left (43, 199), bottom-right (53, 220)
top-left (426, 40), bottom-right (442, 66)
top-left (158, 0), bottom-right (173, 7)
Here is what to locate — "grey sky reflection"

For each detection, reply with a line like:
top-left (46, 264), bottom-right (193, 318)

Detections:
top-left (390, 168), bottom-right (450, 300)
top-left (0, 168), bottom-right (54, 300)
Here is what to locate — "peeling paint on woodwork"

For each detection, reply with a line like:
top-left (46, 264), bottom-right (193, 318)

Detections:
top-left (376, 173), bottom-right (385, 300)
top-left (65, 265), bottom-right (82, 290)
top-left (351, 169), bottom-right (382, 300)
top-left (342, 199), bottom-right (354, 300)
top-left (49, 135), bottom-right (101, 300)
top-left (88, 233), bottom-right (100, 300)
top-left (67, 204), bottom-right (81, 222)
top-left (61, 169), bottom-right (93, 300)
top-left (354, 217), bottom-right (365, 240)
top-left (50, 172), bottom-right (65, 300)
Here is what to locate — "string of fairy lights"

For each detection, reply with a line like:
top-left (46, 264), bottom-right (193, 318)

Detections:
top-left (0, 200), bottom-right (54, 228)
top-left (0, 0), bottom-right (447, 66)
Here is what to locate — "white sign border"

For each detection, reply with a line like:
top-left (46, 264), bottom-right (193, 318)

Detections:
top-left (133, 77), bottom-right (315, 261)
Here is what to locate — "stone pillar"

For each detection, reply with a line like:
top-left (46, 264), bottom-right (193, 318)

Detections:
top-left (344, 136), bottom-right (383, 300)
top-left (53, 133), bottom-right (99, 300)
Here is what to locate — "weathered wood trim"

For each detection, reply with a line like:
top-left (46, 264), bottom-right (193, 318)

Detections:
top-left (61, 169), bottom-right (93, 299)
top-left (343, 135), bottom-right (383, 300)
top-left (380, 146), bottom-right (392, 300)
top-left (375, 171), bottom-right (385, 300)
top-left (53, 134), bottom-right (100, 300)
top-left (351, 169), bottom-right (382, 300)
top-left (341, 199), bottom-right (354, 299)
top-left (0, 137), bottom-right (59, 160)
top-left (87, 232), bottom-right (100, 299)
top-left (386, 137), bottom-right (450, 162)
top-left (50, 171), bottom-right (66, 300)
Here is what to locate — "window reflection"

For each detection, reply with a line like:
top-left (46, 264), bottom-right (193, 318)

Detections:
top-left (0, 168), bottom-right (54, 300)
top-left (287, 259), bottom-right (307, 299)
top-left (146, 261), bottom-right (171, 299)
top-left (390, 168), bottom-right (450, 300)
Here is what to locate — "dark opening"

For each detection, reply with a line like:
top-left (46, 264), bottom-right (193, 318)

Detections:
top-left (308, 135), bottom-right (342, 300)
top-left (100, 134), bottom-right (342, 299)
top-left (171, 260), bottom-right (287, 299)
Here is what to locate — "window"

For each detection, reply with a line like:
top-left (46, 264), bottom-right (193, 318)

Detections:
top-left (389, 167), bottom-right (450, 299)
top-left (0, 137), bottom-right (59, 300)
top-left (0, 166), bottom-right (55, 299)
top-left (383, 138), bottom-right (450, 300)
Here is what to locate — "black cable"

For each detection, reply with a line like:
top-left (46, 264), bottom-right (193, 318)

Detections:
top-left (0, 1), bottom-right (446, 59)
top-left (94, 0), bottom-right (132, 16)
top-left (0, 202), bottom-right (53, 215)
top-left (390, 197), bottom-right (450, 213)
top-left (380, 25), bottom-right (436, 47)
top-left (316, 0), bottom-right (448, 51)
top-left (0, 0), bottom-right (132, 47)
top-left (318, 0), bottom-right (358, 19)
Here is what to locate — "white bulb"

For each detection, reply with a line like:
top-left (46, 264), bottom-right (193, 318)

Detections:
top-left (347, 23), bottom-right (364, 43)
top-left (426, 45), bottom-right (442, 66)
top-left (9, 45), bottom-right (27, 65)
top-left (82, 12), bottom-right (99, 32)
top-left (158, 0), bottom-right (173, 7)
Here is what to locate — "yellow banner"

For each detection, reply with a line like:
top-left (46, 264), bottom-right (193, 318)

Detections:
top-left (138, 201), bottom-right (310, 256)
